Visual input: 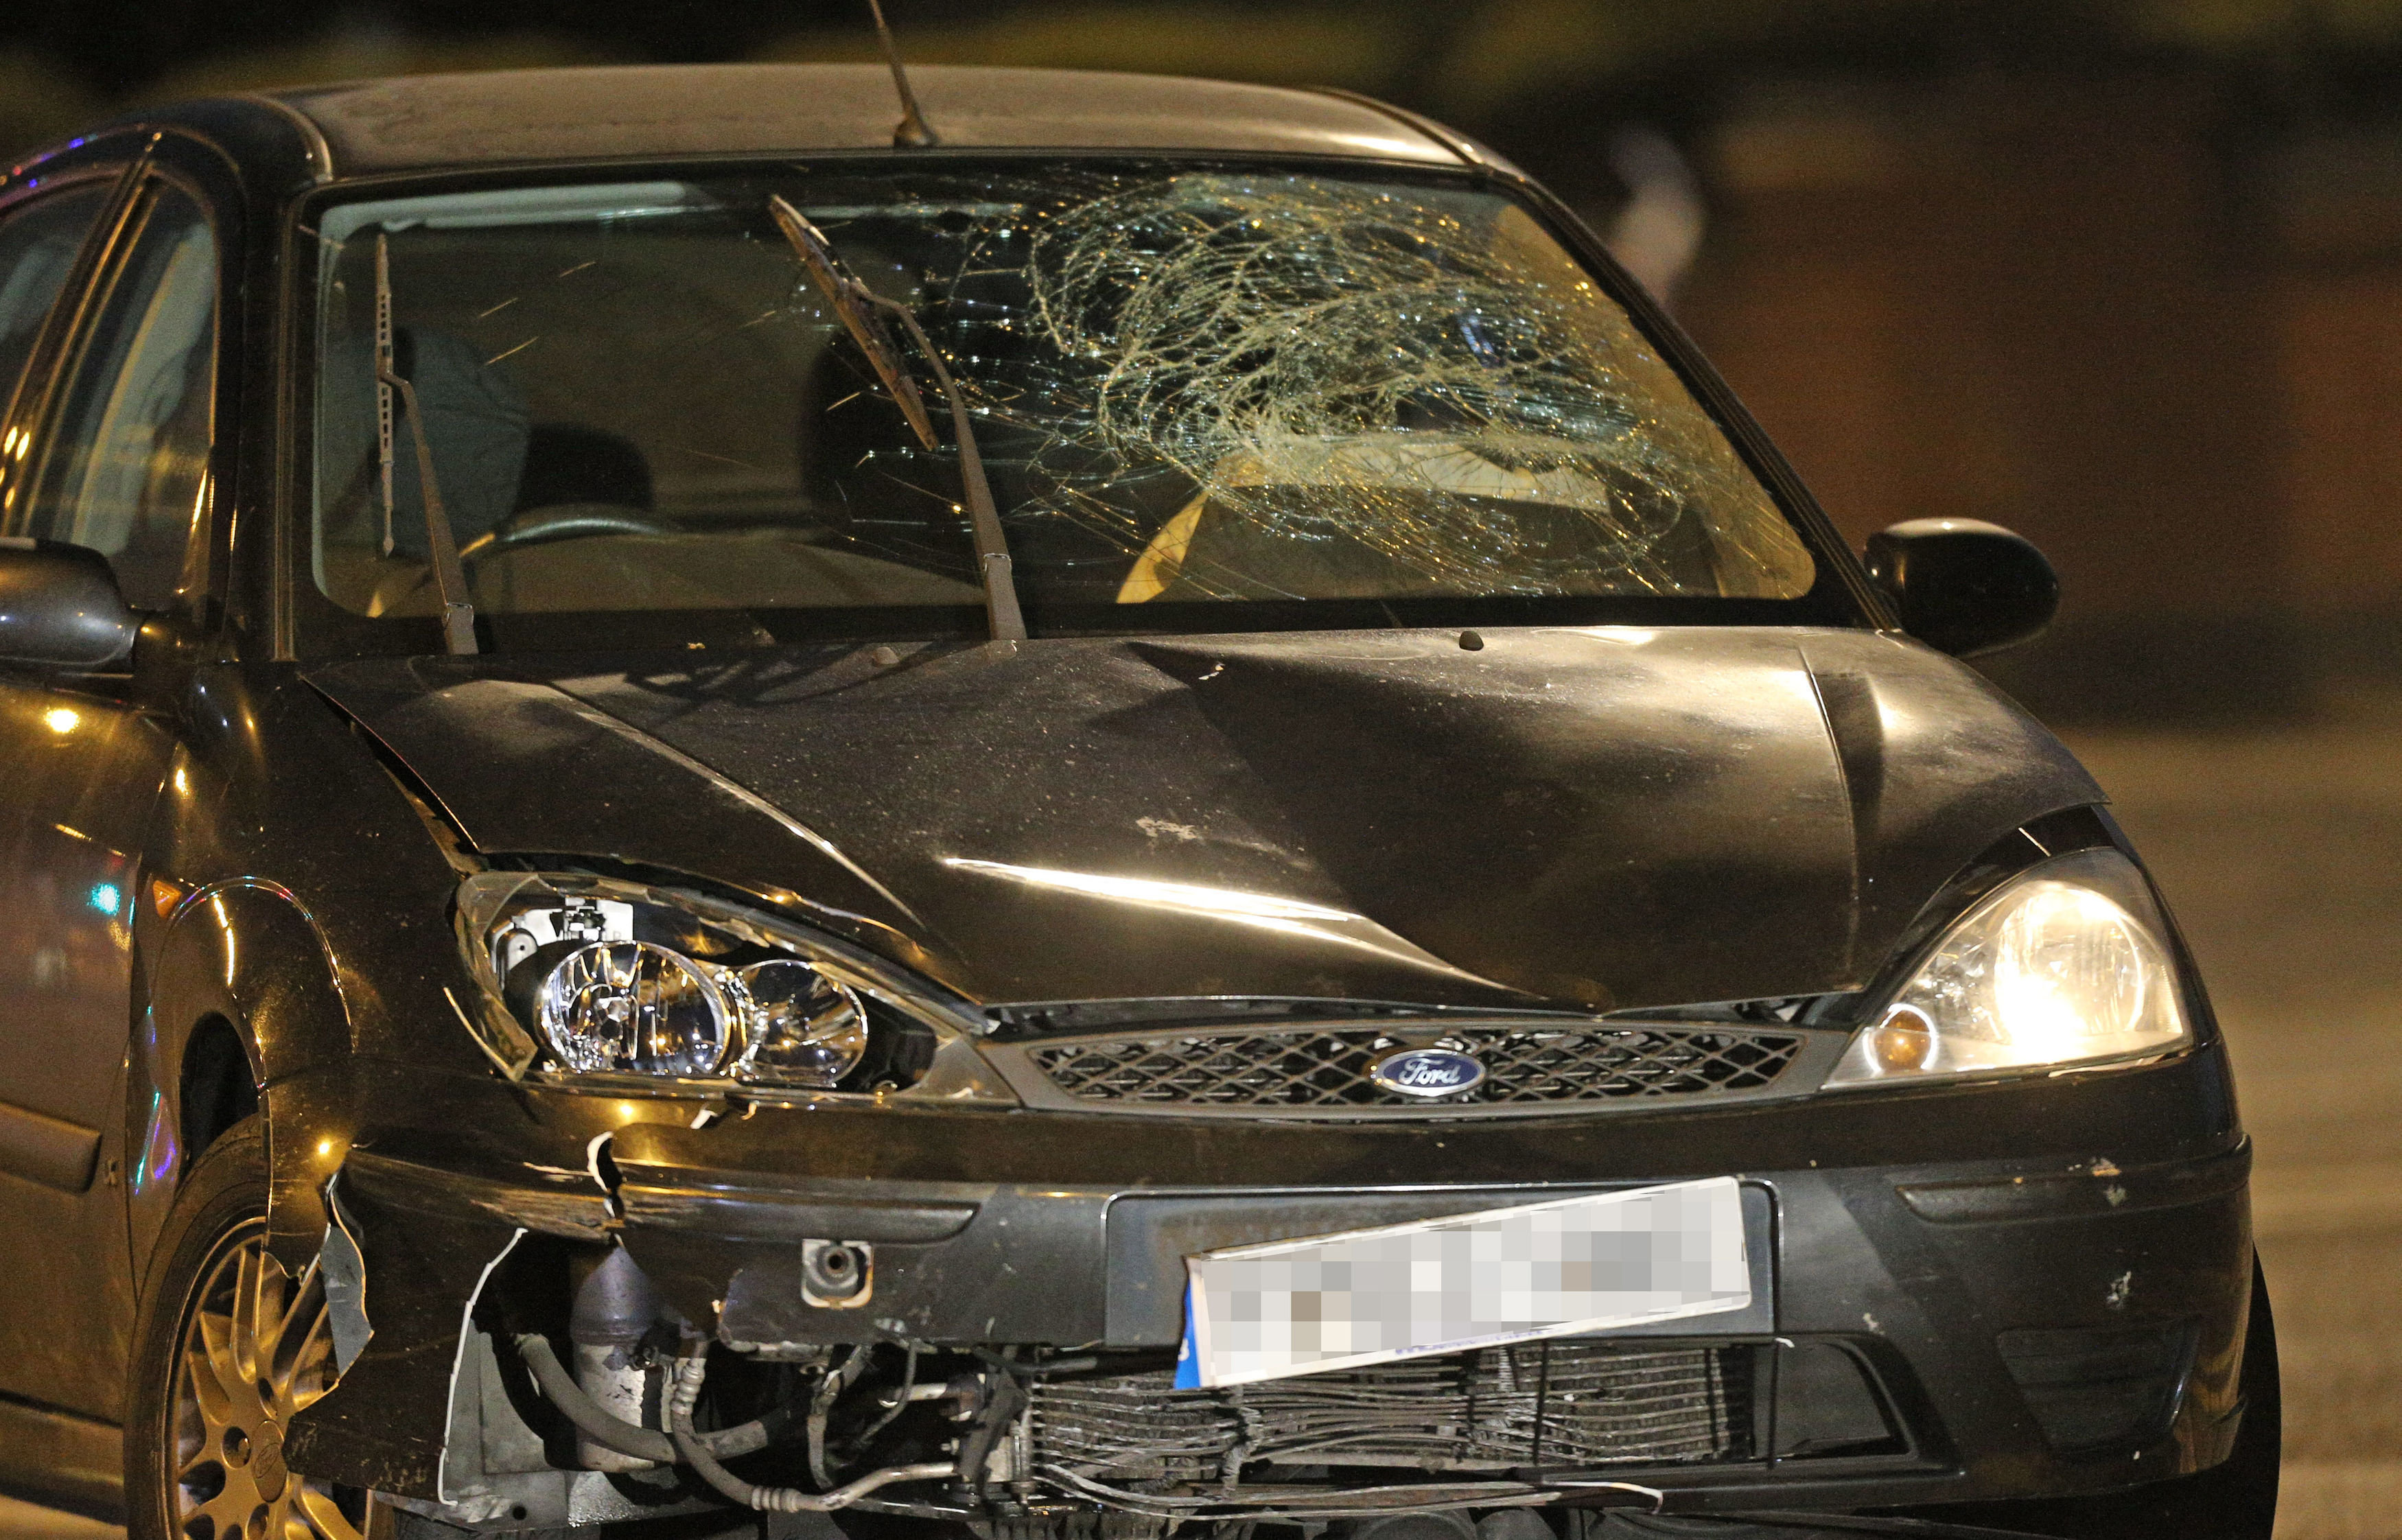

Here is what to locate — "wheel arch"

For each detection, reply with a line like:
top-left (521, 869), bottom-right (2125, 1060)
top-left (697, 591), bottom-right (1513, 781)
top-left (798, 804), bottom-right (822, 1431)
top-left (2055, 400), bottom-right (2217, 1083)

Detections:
top-left (135, 878), bottom-right (354, 1281)
top-left (176, 1013), bottom-right (257, 1165)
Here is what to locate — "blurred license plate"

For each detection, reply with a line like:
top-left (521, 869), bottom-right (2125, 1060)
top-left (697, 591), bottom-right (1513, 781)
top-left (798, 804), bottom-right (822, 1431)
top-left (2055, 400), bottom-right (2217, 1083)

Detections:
top-left (1174, 1176), bottom-right (1751, 1388)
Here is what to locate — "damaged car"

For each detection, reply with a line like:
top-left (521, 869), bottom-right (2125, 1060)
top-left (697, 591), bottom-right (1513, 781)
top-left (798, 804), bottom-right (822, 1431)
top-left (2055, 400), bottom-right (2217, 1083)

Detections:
top-left (0, 62), bottom-right (2274, 1540)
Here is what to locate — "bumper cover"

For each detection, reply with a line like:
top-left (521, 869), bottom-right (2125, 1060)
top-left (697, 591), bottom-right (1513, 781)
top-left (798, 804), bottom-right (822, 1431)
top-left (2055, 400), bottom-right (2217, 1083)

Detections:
top-left (285, 1048), bottom-right (2254, 1516)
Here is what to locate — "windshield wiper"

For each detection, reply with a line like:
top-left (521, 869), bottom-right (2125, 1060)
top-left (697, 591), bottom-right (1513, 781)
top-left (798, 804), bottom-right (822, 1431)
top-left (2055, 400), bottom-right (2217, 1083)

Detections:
top-left (375, 233), bottom-right (478, 655)
top-left (768, 195), bottom-right (1026, 642)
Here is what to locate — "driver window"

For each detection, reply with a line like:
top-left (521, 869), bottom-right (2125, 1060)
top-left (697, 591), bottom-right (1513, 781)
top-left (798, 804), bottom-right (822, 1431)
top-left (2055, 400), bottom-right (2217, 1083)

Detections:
top-left (0, 184), bottom-right (111, 424)
top-left (21, 180), bottom-right (216, 611)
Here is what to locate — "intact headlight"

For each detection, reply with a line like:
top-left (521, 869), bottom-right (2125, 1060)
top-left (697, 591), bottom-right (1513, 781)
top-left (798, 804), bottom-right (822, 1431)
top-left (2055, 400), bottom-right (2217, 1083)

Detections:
top-left (520, 938), bottom-right (737, 1077)
top-left (451, 871), bottom-right (1008, 1101)
top-left (1827, 847), bottom-right (2191, 1088)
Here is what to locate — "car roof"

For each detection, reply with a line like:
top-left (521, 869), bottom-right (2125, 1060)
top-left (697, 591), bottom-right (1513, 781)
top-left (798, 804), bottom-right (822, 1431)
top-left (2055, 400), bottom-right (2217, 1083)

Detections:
top-left (247, 65), bottom-right (1476, 179)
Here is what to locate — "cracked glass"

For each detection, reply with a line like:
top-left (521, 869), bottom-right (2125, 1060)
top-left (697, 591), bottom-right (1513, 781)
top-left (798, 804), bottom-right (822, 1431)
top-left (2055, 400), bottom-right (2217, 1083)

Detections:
top-left (307, 163), bottom-right (1819, 644)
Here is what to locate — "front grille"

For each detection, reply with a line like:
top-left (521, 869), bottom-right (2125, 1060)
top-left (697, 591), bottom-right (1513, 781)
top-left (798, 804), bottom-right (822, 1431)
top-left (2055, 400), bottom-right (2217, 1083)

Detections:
top-left (1029, 1025), bottom-right (1804, 1110)
top-left (1025, 1341), bottom-right (1750, 1495)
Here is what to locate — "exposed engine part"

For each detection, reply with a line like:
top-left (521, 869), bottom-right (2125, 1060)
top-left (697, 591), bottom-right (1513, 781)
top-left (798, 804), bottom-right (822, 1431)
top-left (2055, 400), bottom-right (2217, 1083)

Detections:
top-left (1344, 1514), bottom-right (1478, 1540)
top-left (955, 1366), bottom-right (1027, 1492)
top-left (1042, 1471), bottom-right (1553, 1521)
top-left (1030, 1342), bottom-right (1742, 1480)
top-left (881, 1376), bottom-right (984, 1416)
top-left (515, 1332), bottom-right (767, 1465)
top-left (571, 1247), bottom-right (662, 1471)
top-left (502, 1318), bottom-right (1705, 1531)
top-left (977, 1513), bottom-right (1176, 1540)
top-left (499, 1253), bottom-right (1727, 1535)
top-left (841, 1342), bottom-right (926, 1461)
top-left (669, 1347), bottom-right (957, 1512)
top-left (724, 1340), bottom-right (839, 1363)
top-left (935, 1371), bottom-right (991, 1420)
top-left (1007, 1341), bottom-right (1742, 1519)
top-left (1472, 1512), bottom-right (1556, 1540)
top-left (810, 1343), bottom-right (874, 1486)
top-left (802, 1239), bottom-right (874, 1305)
top-left (869, 1347), bottom-right (926, 1405)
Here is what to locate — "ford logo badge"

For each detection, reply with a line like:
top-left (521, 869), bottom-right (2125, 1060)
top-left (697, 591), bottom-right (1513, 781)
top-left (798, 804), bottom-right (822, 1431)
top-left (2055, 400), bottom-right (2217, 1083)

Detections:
top-left (1369, 1047), bottom-right (1487, 1099)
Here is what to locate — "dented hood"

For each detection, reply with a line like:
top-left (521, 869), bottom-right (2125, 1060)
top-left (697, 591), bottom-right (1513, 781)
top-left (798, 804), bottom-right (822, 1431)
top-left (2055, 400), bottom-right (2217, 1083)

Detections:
top-left (305, 627), bottom-right (2101, 1011)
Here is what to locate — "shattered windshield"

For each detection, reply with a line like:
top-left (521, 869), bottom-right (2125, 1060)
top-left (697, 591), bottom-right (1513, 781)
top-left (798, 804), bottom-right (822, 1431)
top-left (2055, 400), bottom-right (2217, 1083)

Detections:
top-left (306, 162), bottom-right (1826, 645)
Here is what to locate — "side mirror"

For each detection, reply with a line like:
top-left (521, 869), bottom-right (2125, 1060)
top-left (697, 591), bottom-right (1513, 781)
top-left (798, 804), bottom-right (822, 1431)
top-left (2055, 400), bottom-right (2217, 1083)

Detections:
top-left (0, 538), bottom-right (139, 671)
top-left (1863, 519), bottom-right (2060, 657)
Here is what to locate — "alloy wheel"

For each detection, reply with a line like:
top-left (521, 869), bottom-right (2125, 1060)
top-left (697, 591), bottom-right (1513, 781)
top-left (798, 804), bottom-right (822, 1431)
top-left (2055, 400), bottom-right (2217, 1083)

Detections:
top-left (167, 1219), bottom-right (377, 1540)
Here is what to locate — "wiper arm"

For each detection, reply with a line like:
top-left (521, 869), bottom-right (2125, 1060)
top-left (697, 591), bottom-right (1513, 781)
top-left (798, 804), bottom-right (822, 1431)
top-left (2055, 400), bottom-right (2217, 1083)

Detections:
top-left (768, 196), bottom-right (1025, 642)
top-left (375, 233), bottom-right (478, 655)
top-left (873, 299), bottom-right (1027, 642)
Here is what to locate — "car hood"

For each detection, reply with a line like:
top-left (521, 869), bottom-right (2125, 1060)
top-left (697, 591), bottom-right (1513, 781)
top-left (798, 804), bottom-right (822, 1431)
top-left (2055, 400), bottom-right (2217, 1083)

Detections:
top-left (305, 627), bottom-right (2101, 1011)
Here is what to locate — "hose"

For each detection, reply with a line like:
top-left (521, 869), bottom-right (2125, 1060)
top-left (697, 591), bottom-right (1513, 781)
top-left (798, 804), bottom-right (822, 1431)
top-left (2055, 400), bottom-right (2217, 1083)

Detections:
top-left (514, 1332), bottom-right (768, 1462)
top-left (669, 1349), bottom-right (955, 1512)
top-left (808, 1342), bottom-right (870, 1487)
top-left (840, 1342), bottom-right (921, 1456)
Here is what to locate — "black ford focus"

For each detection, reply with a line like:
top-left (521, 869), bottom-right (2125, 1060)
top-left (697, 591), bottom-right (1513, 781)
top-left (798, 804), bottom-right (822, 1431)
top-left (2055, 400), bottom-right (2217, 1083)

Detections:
top-left (0, 64), bottom-right (2273, 1540)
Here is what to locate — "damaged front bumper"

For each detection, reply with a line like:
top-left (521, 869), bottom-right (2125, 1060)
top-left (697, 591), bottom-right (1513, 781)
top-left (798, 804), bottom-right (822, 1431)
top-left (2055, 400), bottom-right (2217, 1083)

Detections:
top-left (282, 1046), bottom-right (2256, 1532)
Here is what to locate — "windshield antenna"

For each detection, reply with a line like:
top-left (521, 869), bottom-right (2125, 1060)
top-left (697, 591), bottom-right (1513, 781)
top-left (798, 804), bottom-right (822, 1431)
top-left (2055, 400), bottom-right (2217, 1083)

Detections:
top-left (865, 0), bottom-right (937, 148)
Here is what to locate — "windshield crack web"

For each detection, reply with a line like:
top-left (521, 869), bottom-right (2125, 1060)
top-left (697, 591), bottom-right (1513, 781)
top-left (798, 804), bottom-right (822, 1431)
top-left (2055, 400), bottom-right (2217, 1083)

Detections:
top-left (310, 168), bottom-right (1815, 632)
top-left (940, 172), bottom-right (1812, 605)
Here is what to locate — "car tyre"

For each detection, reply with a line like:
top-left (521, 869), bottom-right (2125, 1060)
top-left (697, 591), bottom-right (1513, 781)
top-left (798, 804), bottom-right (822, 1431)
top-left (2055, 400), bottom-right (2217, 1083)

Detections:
top-left (125, 1115), bottom-right (395, 1540)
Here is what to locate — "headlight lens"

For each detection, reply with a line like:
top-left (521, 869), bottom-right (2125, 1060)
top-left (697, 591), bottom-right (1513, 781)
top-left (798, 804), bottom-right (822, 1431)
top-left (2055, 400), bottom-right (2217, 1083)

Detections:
top-left (453, 872), bottom-right (968, 1093)
top-left (732, 959), bottom-right (870, 1082)
top-left (1827, 848), bottom-right (2190, 1087)
top-left (525, 940), bottom-right (734, 1077)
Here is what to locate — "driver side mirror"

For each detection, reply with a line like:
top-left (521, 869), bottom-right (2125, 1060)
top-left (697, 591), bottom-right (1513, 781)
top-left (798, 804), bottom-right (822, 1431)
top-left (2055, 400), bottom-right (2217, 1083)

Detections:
top-left (0, 539), bottom-right (139, 671)
top-left (1863, 519), bottom-right (2060, 657)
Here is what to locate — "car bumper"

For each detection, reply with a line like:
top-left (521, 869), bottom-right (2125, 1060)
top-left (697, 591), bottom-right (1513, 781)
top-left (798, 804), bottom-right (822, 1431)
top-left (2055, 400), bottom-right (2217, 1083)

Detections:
top-left (283, 1041), bottom-right (2254, 1519)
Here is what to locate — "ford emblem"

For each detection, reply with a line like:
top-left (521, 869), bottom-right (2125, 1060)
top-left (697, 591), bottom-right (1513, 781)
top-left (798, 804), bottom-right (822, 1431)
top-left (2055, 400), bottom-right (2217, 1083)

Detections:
top-left (1369, 1047), bottom-right (1487, 1099)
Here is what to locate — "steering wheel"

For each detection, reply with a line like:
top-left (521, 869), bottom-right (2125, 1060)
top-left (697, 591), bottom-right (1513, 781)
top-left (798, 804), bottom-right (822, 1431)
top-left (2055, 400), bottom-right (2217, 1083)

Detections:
top-left (458, 504), bottom-right (677, 562)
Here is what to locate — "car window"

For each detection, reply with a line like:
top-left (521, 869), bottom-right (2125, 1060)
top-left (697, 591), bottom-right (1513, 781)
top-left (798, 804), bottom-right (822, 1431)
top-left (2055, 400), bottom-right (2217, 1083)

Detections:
top-left (307, 162), bottom-right (1833, 646)
top-left (21, 180), bottom-right (216, 611)
top-left (0, 183), bottom-right (112, 423)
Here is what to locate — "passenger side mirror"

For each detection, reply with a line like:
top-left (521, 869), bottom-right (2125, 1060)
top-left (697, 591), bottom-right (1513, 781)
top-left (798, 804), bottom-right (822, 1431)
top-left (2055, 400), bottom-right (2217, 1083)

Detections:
top-left (0, 539), bottom-right (139, 671)
top-left (1863, 519), bottom-right (2060, 658)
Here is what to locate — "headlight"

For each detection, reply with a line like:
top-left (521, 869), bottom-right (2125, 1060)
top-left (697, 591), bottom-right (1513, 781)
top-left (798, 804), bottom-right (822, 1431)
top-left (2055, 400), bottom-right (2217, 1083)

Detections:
top-left (519, 940), bottom-right (735, 1077)
top-left (452, 872), bottom-right (1010, 1101)
top-left (732, 959), bottom-right (872, 1082)
top-left (1827, 848), bottom-right (2191, 1088)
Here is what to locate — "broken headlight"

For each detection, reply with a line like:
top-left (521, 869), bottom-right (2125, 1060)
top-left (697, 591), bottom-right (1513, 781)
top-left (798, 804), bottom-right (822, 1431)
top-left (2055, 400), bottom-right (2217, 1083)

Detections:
top-left (452, 872), bottom-right (996, 1097)
top-left (1827, 848), bottom-right (2192, 1088)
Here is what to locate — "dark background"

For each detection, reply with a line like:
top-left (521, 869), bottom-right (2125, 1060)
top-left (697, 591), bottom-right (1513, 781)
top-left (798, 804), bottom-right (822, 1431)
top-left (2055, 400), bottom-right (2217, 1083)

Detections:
top-left (2, 5), bottom-right (2397, 1535)
top-left (11, 0), bottom-right (2402, 726)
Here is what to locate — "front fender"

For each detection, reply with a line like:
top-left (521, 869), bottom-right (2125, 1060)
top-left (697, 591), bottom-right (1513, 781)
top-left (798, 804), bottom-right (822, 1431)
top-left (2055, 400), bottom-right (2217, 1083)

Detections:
top-left (134, 879), bottom-right (354, 1276)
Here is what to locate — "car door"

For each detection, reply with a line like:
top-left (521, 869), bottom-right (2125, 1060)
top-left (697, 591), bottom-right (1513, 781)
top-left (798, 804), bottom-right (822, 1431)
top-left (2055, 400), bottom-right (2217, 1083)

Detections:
top-left (0, 164), bottom-right (220, 1416)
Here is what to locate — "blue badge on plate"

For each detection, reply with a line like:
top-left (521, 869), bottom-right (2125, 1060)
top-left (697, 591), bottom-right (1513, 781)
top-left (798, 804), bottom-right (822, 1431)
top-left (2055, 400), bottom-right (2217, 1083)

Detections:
top-left (1174, 1277), bottom-right (1202, 1388)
